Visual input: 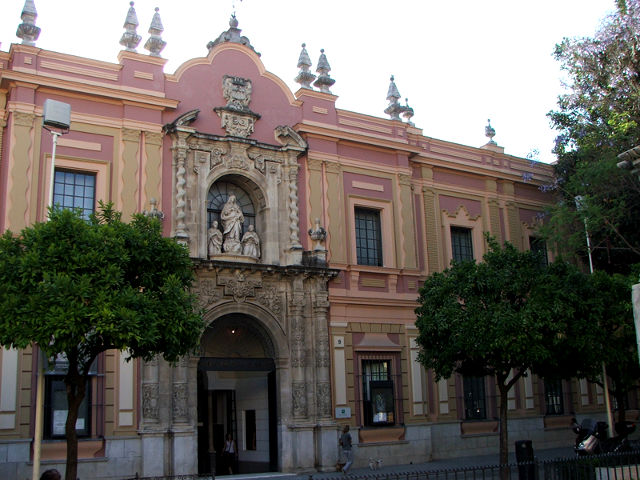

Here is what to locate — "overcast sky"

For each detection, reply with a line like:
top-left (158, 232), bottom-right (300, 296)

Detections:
top-left (1, 1), bottom-right (617, 164)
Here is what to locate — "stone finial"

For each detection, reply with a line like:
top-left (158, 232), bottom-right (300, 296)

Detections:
top-left (207, 14), bottom-right (260, 56)
top-left (16, 0), bottom-right (40, 46)
top-left (142, 198), bottom-right (164, 220)
top-left (485, 119), bottom-right (496, 145)
top-left (294, 43), bottom-right (316, 89)
top-left (144, 7), bottom-right (166, 57)
top-left (402, 98), bottom-right (415, 126)
top-left (384, 75), bottom-right (411, 121)
top-left (308, 218), bottom-right (327, 251)
top-left (313, 49), bottom-right (335, 94)
top-left (120, 1), bottom-right (142, 52)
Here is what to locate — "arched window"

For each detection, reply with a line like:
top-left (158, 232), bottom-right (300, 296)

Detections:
top-left (207, 181), bottom-right (255, 234)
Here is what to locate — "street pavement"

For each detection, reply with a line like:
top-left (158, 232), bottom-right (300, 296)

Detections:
top-left (223, 446), bottom-right (576, 480)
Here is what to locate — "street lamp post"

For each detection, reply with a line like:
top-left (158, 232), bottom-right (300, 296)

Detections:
top-left (574, 195), bottom-right (615, 437)
top-left (33, 100), bottom-right (71, 480)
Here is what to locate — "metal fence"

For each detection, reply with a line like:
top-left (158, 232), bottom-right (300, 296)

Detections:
top-left (122, 450), bottom-right (640, 480)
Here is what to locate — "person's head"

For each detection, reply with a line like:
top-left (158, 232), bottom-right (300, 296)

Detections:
top-left (40, 469), bottom-right (62, 480)
top-left (343, 425), bottom-right (349, 433)
top-left (226, 433), bottom-right (232, 440)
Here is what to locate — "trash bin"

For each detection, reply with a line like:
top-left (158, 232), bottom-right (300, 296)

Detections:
top-left (515, 440), bottom-right (535, 480)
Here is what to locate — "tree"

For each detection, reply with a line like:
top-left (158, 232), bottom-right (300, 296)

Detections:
top-left (544, 0), bottom-right (640, 274)
top-left (415, 236), bottom-right (594, 468)
top-left (0, 204), bottom-right (204, 480)
top-left (583, 270), bottom-right (640, 423)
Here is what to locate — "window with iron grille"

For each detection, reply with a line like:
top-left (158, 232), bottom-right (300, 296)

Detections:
top-left (355, 208), bottom-right (382, 266)
top-left (451, 226), bottom-right (474, 263)
top-left (529, 236), bottom-right (549, 267)
top-left (463, 376), bottom-right (487, 420)
top-left (544, 378), bottom-right (564, 415)
top-left (361, 359), bottom-right (395, 426)
top-left (53, 169), bottom-right (96, 219)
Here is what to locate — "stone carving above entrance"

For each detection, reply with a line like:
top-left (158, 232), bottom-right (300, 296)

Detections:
top-left (218, 272), bottom-right (262, 302)
top-left (214, 75), bottom-right (261, 138)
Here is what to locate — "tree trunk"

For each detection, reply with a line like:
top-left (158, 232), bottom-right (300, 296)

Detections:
top-left (498, 382), bottom-right (510, 470)
top-left (64, 361), bottom-right (87, 480)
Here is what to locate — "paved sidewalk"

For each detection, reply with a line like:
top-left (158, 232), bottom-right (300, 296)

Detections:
top-left (223, 446), bottom-right (575, 480)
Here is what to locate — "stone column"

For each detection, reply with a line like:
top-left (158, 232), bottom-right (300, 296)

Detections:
top-left (314, 286), bottom-right (331, 420)
top-left (8, 112), bottom-right (35, 230)
top-left (120, 128), bottom-right (141, 220)
top-left (313, 283), bottom-right (338, 471)
top-left (421, 186), bottom-right (442, 273)
top-left (170, 356), bottom-right (197, 475)
top-left (398, 173), bottom-right (417, 269)
top-left (171, 130), bottom-right (190, 245)
top-left (143, 131), bottom-right (163, 209)
top-left (285, 154), bottom-right (303, 264)
top-left (325, 162), bottom-right (346, 263)
top-left (290, 282), bottom-right (307, 419)
top-left (140, 357), bottom-right (165, 477)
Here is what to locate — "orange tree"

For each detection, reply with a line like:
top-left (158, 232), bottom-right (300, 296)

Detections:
top-left (415, 236), bottom-right (596, 467)
top-left (0, 204), bottom-right (203, 480)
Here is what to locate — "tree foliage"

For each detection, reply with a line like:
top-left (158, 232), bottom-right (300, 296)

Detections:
top-left (584, 270), bottom-right (640, 422)
top-left (0, 204), bottom-right (204, 480)
top-left (544, 0), bottom-right (640, 273)
top-left (415, 237), bottom-right (595, 466)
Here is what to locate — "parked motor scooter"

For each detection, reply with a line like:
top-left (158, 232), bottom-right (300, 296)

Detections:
top-left (571, 417), bottom-right (636, 455)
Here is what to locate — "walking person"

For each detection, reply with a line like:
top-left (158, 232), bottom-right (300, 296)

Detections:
top-left (339, 425), bottom-right (353, 474)
top-left (223, 432), bottom-right (238, 474)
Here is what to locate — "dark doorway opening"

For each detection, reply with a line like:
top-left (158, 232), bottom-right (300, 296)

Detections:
top-left (197, 357), bottom-right (277, 476)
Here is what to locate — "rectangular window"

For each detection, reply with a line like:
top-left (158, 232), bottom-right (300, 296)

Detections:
top-left (544, 378), bottom-right (564, 415)
top-left (53, 169), bottom-right (96, 219)
top-left (355, 208), bottom-right (383, 266)
top-left (44, 375), bottom-right (91, 438)
top-left (451, 227), bottom-right (474, 263)
top-left (463, 376), bottom-right (487, 420)
top-left (530, 237), bottom-right (549, 267)
top-left (362, 359), bottom-right (395, 426)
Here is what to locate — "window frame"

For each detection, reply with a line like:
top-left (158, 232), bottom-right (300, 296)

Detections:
top-left (450, 226), bottom-right (474, 263)
top-left (463, 376), bottom-right (487, 420)
top-left (354, 352), bottom-right (403, 428)
top-left (354, 207), bottom-right (383, 267)
top-left (52, 168), bottom-right (97, 219)
top-left (544, 378), bottom-right (564, 416)
top-left (529, 236), bottom-right (549, 267)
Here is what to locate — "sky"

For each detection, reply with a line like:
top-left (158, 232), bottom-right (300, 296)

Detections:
top-left (0, 0), bottom-right (618, 164)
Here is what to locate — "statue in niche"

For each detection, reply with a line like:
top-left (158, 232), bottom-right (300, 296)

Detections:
top-left (207, 221), bottom-right (223, 257)
top-left (221, 195), bottom-right (244, 254)
top-left (241, 224), bottom-right (260, 258)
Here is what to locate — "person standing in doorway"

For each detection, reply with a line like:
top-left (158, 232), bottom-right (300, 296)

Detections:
top-left (339, 425), bottom-right (353, 474)
top-left (223, 432), bottom-right (238, 474)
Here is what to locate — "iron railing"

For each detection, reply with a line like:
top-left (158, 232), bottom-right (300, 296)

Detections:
top-left (122, 450), bottom-right (640, 480)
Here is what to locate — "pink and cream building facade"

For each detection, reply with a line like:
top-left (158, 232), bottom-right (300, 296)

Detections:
top-left (0, 2), bottom-right (617, 478)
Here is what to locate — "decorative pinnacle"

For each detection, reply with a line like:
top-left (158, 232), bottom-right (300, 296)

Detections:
top-left (485, 119), bottom-right (496, 144)
top-left (384, 75), bottom-right (411, 121)
top-left (144, 7), bottom-right (166, 57)
top-left (120, 1), bottom-right (142, 52)
top-left (402, 98), bottom-right (415, 126)
top-left (294, 43), bottom-right (316, 89)
top-left (313, 49), bottom-right (335, 94)
top-left (16, 0), bottom-right (40, 46)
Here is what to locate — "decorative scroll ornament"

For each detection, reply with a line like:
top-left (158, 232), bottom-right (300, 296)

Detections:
top-left (172, 383), bottom-right (188, 420)
top-left (142, 383), bottom-right (159, 420)
top-left (195, 278), bottom-right (222, 308)
top-left (219, 273), bottom-right (261, 302)
top-left (317, 382), bottom-right (331, 417)
top-left (255, 286), bottom-right (282, 315)
top-left (292, 382), bottom-right (307, 417)
top-left (214, 76), bottom-right (261, 138)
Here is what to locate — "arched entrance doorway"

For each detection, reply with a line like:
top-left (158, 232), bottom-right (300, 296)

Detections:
top-left (197, 314), bottom-right (278, 476)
